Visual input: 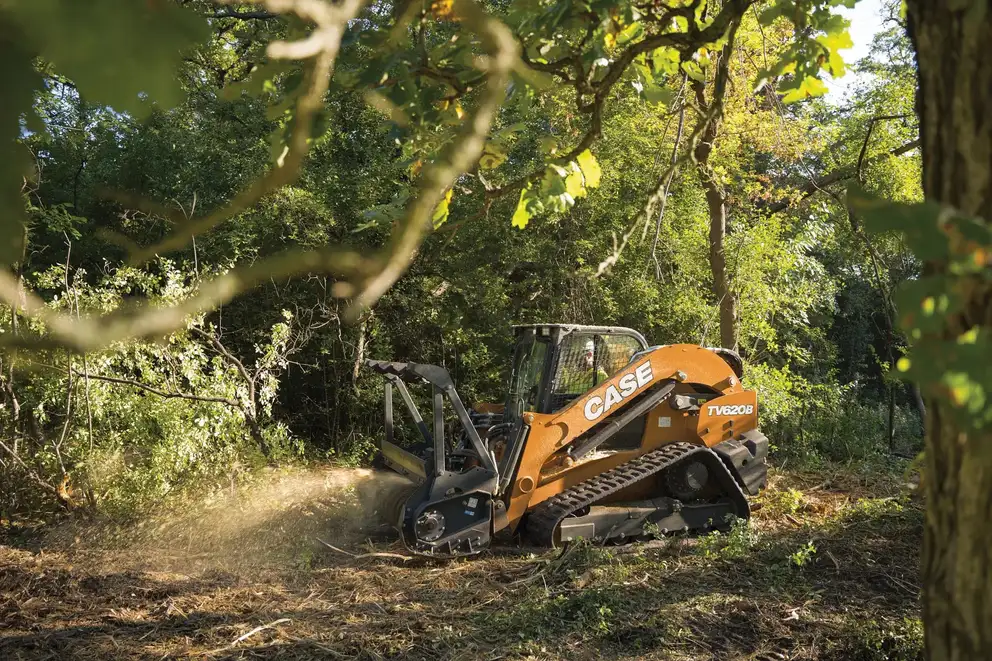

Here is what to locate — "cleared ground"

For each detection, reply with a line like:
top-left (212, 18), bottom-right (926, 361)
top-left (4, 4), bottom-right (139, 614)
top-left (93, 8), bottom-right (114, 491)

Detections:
top-left (1, 463), bottom-right (922, 660)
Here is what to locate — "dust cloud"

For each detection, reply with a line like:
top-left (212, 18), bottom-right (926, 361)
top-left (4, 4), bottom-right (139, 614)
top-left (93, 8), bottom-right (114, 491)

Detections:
top-left (43, 466), bottom-right (417, 572)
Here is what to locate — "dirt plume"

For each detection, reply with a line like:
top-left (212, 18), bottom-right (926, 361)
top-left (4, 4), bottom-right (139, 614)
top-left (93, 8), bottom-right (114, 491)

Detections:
top-left (42, 465), bottom-right (416, 572)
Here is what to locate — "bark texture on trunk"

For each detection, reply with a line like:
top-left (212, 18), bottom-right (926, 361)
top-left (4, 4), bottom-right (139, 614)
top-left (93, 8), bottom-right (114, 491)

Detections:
top-left (704, 177), bottom-right (737, 351)
top-left (692, 50), bottom-right (738, 352)
top-left (352, 315), bottom-right (368, 385)
top-left (906, 2), bottom-right (992, 659)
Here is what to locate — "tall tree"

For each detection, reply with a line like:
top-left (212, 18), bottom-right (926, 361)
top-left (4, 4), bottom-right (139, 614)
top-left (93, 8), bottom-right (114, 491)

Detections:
top-left (691, 26), bottom-right (739, 351)
top-left (904, 1), bottom-right (992, 658)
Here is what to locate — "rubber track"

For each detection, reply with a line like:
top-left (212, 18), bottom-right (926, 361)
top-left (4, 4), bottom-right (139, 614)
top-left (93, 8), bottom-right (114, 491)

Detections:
top-left (525, 442), bottom-right (748, 547)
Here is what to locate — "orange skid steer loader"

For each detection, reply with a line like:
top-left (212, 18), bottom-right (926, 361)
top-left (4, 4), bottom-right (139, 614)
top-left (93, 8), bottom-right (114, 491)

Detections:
top-left (366, 324), bottom-right (768, 557)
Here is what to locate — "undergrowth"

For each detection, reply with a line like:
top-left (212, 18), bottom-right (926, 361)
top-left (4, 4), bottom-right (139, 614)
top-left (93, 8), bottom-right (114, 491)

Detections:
top-left (1, 459), bottom-right (923, 661)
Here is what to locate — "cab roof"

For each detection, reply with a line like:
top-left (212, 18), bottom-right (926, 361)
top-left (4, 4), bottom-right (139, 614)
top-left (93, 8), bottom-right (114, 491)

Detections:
top-left (511, 324), bottom-right (648, 348)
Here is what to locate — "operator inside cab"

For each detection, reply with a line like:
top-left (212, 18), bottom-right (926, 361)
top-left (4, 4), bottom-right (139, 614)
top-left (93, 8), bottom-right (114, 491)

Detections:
top-left (569, 339), bottom-right (609, 393)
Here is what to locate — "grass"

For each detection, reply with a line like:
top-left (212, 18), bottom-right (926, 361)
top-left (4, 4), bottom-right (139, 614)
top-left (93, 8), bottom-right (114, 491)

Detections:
top-left (0, 462), bottom-right (923, 660)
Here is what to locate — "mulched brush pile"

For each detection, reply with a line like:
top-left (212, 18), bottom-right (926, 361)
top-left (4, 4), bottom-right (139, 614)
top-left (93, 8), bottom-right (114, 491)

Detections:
top-left (1, 464), bottom-right (922, 660)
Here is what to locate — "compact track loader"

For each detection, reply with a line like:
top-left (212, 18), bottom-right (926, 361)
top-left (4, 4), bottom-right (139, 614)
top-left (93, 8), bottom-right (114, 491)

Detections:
top-left (366, 324), bottom-right (768, 557)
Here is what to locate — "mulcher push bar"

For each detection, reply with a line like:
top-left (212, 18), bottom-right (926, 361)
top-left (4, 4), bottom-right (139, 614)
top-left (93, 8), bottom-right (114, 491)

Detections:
top-left (365, 359), bottom-right (498, 476)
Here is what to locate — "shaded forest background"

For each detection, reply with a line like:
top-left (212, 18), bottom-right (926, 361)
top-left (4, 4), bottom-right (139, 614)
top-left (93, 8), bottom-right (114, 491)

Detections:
top-left (1, 0), bottom-right (923, 524)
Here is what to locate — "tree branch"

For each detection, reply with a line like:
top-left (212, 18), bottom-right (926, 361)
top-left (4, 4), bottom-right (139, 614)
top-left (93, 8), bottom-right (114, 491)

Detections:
top-left (0, 0), bottom-right (521, 351)
top-left (857, 114), bottom-right (912, 182)
top-left (590, 0), bottom-right (748, 108)
top-left (593, 17), bottom-right (742, 279)
top-left (74, 370), bottom-right (241, 409)
top-left (649, 79), bottom-right (688, 278)
top-left (485, 101), bottom-right (603, 199)
top-left (212, 9), bottom-right (280, 20)
top-left (485, 0), bottom-right (755, 201)
top-left (340, 0), bottom-right (521, 319)
top-left (591, 108), bottom-right (713, 279)
top-left (190, 327), bottom-right (255, 406)
top-left (0, 437), bottom-right (60, 496)
top-left (0, 0), bottom-right (758, 352)
top-left (764, 138), bottom-right (920, 215)
top-left (190, 327), bottom-right (251, 382)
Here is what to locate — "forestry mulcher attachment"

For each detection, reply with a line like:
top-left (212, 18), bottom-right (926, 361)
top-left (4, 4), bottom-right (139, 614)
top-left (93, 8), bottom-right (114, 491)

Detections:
top-left (366, 324), bottom-right (768, 557)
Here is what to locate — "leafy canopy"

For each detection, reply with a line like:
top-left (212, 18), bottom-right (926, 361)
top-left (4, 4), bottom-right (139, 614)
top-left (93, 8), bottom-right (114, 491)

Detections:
top-left (1, 0), bottom-right (855, 349)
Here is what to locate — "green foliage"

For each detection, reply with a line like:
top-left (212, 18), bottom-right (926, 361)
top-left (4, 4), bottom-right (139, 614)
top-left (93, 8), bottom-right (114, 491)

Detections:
top-left (789, 540), bottom-right (817, 567)
top-left (431, 188), bottom-right (453, 228)
top-left (843, 617), bottom-right (924, 661)
top-left (772, 386), bottom-right (922, 463)
top-left (0, 1), bottom-right (208, 265)
top-left (0, 0), bottom-right (928, 521)
top-left (757, 0), bottom-right (855, 103)
top-left (696, 517), bottom-right (757, 560)
top-left (511, 150), bottom-right (603, 229)
top-left (0, 261), bottom-right (304, 519)
top-left (850, 186), bottom-right (992, 428)
top-left (745, 362), bottom-right (798, 426)
top-left (761, 487), bottom-right (808, 516)
top-left (847, 495), bottom-right (905, 519)
top-left (491, 582), bottom-right (627, 641)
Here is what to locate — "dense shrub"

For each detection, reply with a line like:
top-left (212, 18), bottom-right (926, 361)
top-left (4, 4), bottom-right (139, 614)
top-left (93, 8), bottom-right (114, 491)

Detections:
top-left (1, 262), bottom-right (304, 521)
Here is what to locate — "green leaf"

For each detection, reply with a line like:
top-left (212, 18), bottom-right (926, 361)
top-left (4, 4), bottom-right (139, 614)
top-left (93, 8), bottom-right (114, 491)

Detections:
top-left (681, 60), bottom-right (705, 83)
top-left (495, 122), bottom-right (528, 139)
top-left (512, 188), bottom-right (532, 229)
top-left (781, 75), bottom-right (829, 103)
top-left (941, 214), bottom-right (992, 274)
top-left (816, 29), bottom-right (853, 77)
top-left (6, 0), bottom-right (209, 115)
top-left (643, 84), bottom-right (675, 105)
top-left (946, 214), bottom-right (992, 248)
top-left (479, 142), bottom-right (508, 169)
top-left (222, 61), bottom-right (295, 100)
top-left (351, 219), bottom-right (381, 233)
top-left (0, 148), bottom-right (31, 268)
top-left (892, 277), bottom-right (963, 336)
top-left (902, 333), bottom-right (992, 427)
top-left (616, 21), bottom-right (643, 45)
top-left (576, 150), bottom-right (602, 189)
top-left (541, 167), bottom-right (568, 199)
top-left (565, 170), bottom-right (585, 199)
top-left (432, 189), bottom-right (453, 228)
top-left (651, 47), bottom-right (681, 76)
top-left (758, 3), bottom-right (788, 25)
top-left (943, 371), bottom-right (986, 415)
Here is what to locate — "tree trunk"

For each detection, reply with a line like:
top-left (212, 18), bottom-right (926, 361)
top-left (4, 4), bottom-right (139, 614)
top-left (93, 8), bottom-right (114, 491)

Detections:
top-left (246, 414), bottom-right (270, 457)
top-left (887, 384), bottom-right (896, 452)
top-left (352, 314), bottom-right (369, 386)
top-left (911, 383), bottom-right (927, 422)
top-left (692, 64), bottom-right (738, 351)
top-left (704, 179), bottom-right (737, 351)
top-left (906, 2), bottom-right (992, 659)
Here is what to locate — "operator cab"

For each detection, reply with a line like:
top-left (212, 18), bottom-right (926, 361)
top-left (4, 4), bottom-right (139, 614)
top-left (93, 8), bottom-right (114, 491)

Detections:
top-left (503, 324), bottom-right (649, 422)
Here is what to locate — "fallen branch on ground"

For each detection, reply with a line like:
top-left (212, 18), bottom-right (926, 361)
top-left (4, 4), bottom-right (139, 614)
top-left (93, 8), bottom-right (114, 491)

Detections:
top-left (204, 617), bottom-right (292, 655)
top-left (316, 537), bottom-right (413, 561)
